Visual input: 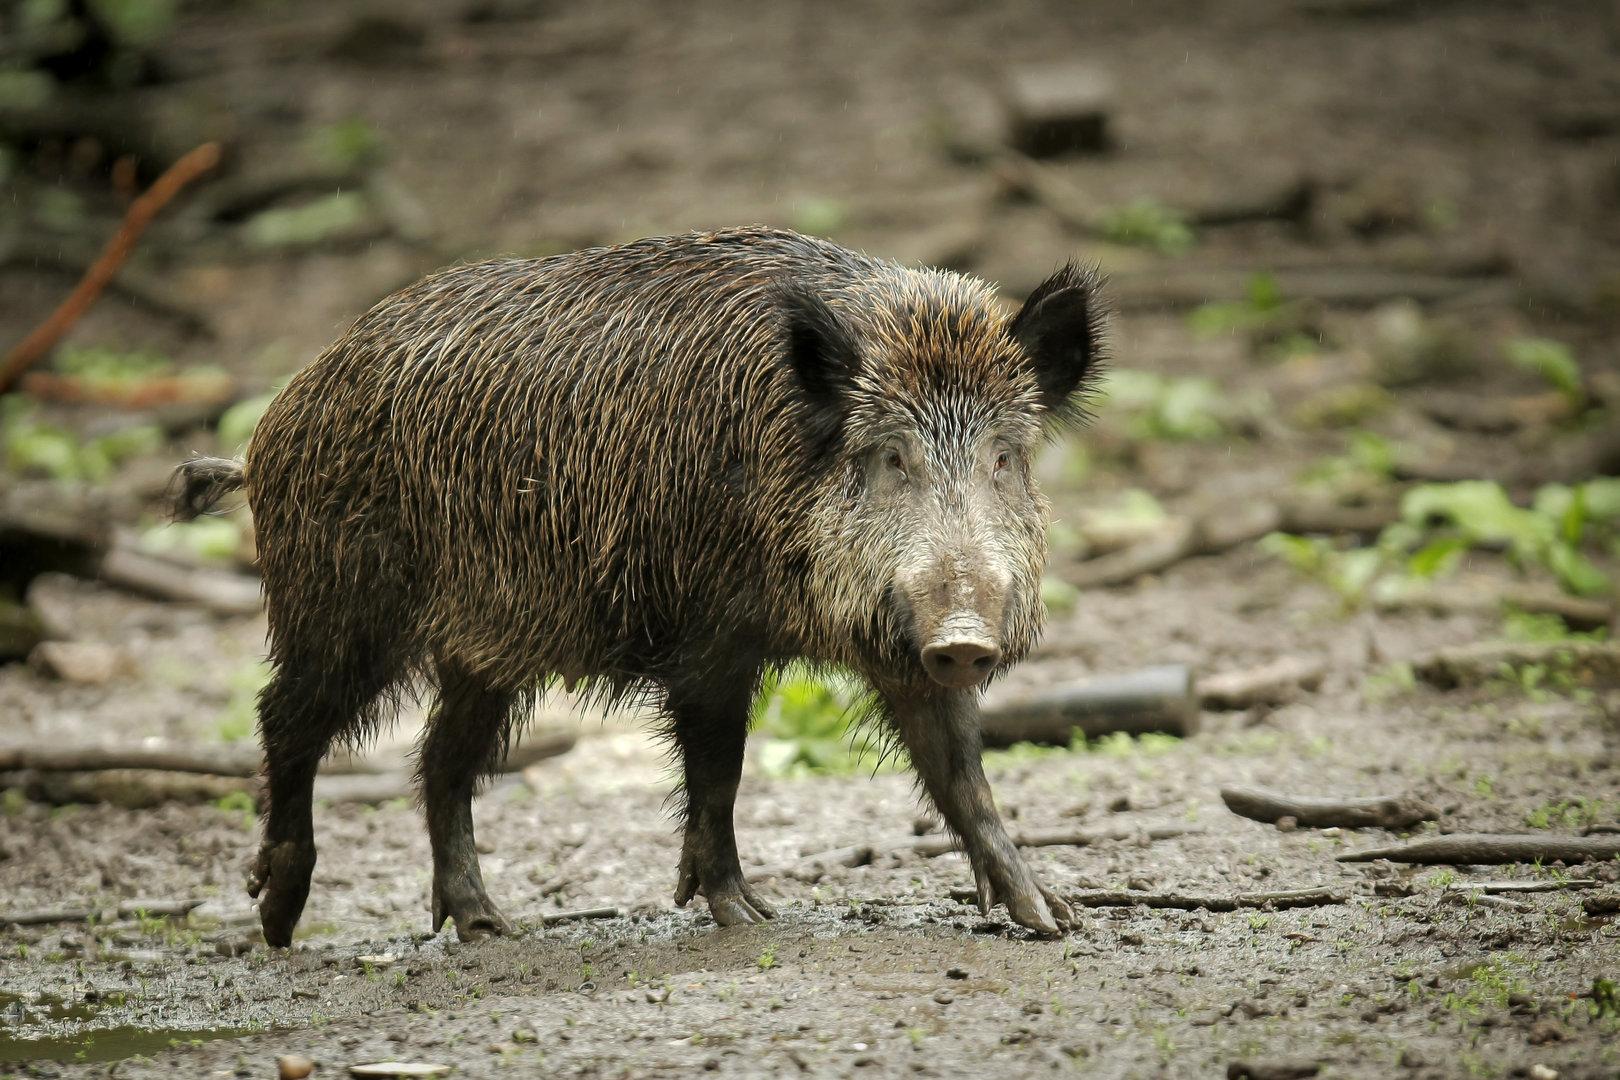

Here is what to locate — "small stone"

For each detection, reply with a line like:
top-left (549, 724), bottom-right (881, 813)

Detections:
top-left (1000, 61), bottom-right (1114, 157)
top-left (29, 641), bottom-right (123, 684)
top-left (277, 1055), bottom-right (315, 1080)
top-left (1275, 816), bottom-right (1298, 833)
top-left (1527, 1019), bottom-right (1566, 1045)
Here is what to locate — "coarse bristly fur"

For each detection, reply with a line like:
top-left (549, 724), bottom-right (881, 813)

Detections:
top-left (177, 225), bottom-right (1108, 945)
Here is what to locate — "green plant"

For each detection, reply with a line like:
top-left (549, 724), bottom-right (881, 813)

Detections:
top-left (2, 398), bottom-right (164, 483)
top-left (752, 665), bottom-right (886, 777)
top-left (1100, 369), bottom-right (1240, 441)
top-left (1504, 337), bottom-right (1584, 410)
top-left (246, 192), bottom-right (372, 249)
top-left (213, 661), bottom-right (271, 743)
top-left (217, 390), bottom-right (281, 451)
top-left (1098, 199), bottom-right (1194, 255)
top-left (305, 117), bottom-right (386, 171)
top-left (1397, 480), bottom-right (1613, 597)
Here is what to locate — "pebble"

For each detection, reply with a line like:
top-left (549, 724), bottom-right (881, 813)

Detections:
top-left (277, 1055), bottom-right (314, 1080)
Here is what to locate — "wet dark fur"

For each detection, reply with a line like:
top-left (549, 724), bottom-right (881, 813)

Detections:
top-left (176, 226), bottom-right (1107, 943)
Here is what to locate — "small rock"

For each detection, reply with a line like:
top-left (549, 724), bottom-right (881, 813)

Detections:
top-left (278, 1055), bottom-right (315, 1080)
top-left (1000, 61), bottom-right (1114, 157)
top-left (1527, 1019), bottom-right (1566, 1045)
top-left (29, 641), bottom-right (123, 684)
top-left (1226, 1062), bottom-right (1320, 1080)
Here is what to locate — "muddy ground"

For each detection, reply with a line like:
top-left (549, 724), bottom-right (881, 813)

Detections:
top-left (3, 0), bottom-right (1620, 1077)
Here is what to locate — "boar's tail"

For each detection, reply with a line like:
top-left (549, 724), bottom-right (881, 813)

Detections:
top-left (166, 455), bottom-right (246, 521)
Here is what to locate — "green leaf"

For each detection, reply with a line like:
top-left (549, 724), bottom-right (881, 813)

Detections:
top-left (1504, 337), bottom-right (1583, 407)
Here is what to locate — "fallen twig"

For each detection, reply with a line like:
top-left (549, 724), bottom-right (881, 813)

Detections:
top-left (99, 543), bottom-right (264, 616)
top-left (1064, 498), bottom-right (1400, 589)
top-left (1444, 879), bottom-right (1597, 895)
top-left (1412, 640), bottom-right (1620, 690)
top-left (0, 141), bottom-right (223, 395)
top-left (757, 824), bottom-right (1200, 881)
top-left (1337, 833), bottom-right (1620, 865)
top-left (539, 905), bottom-right (620, 925)
top-left (0, 742), bottom-right (269, 777)
top-left (1220, 785), bottom-right (1438, 830)
top-left (980, 664), bottom-right (1198, 745)
top-left (946, 885), bottom-right (1346, 911)
top-left (1198, 658), bottom-right (1327, 710)
top-left (0, 907), bottom-right (97, 927)
top-left (0, 899), bottom-right (202, 927)
top-left (1374, 580), bottom-right (1614, 632)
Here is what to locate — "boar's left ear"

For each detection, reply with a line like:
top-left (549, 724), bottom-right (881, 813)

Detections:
top-left (778, 285), bottom-right (863, 453)
top-left (1008, 263), bottom-right (1107, 420)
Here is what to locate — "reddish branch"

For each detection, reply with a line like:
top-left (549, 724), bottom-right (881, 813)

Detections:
top-left (0, 141), bottom-right (222, 395)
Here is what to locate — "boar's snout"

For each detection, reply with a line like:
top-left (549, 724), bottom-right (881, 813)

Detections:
top-left (920, 635), bottom-right (1002, 689)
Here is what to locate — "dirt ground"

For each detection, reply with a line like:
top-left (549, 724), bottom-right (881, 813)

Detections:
top-left (3, 1), bottom-right (1620, 1077)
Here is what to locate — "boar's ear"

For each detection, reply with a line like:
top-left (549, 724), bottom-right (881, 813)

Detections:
top-left (1008, 263), bottom-right (1108, 421)
top-left (778, 285), bottom-right (862, 451)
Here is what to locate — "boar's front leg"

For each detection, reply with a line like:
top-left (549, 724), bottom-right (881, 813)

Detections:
top-left (883, 687), bottom-right (1075, 936)
top-left (418, 661), bottom-right (516, 941)
top-left (668, 674), bottom-right (777, 926)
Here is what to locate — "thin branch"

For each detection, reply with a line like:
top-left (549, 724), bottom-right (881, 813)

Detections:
top-left (0, 141), bottom-right (223, 395)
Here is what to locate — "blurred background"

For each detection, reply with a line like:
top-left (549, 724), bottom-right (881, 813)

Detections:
top-left (2, 0), bottom-right (1618, 771)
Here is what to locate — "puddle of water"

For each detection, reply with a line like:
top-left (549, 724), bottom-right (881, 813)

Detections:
top-left (0, 991), bottom-right (254, 1063)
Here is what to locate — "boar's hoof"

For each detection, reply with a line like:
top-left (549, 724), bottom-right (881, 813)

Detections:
top-left (432, 891), bottom-right (513, 942)
top-left (707, 887), bottom-right (777, 927)
top-left (677, 872), bottom-right (778, 927)
top-left (248, 840), bottom-right (317, 948)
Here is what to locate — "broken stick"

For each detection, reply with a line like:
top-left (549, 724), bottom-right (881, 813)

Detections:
top-left (0, 141), bottom-right (223, 395)
top-left (1337, 833), bottom-right (1620, 865)
top-left (1220, 785), bottom-right (1438, 830)
top-left (1412, 640), bottom-right (1620, 690)
top-left (948, 885), bottom-right (1346, 912)
top-left (980, 664), bottom-right (1198, 746)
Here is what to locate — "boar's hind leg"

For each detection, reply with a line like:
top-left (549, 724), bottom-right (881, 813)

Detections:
top-left (883, 688), bottom-right (1076, 936)
top-left (669, 674), bottom-right (777, 926)
top-left (419, 661), bottom-right (517, 942)
top-left (252, 660), bottom-right (393, 947)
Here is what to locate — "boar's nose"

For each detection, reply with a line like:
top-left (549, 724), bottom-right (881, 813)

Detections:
top-left (921, 638), bottom-right (1002, 689)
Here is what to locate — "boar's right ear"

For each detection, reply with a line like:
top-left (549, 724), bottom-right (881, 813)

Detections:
top-left (779, 285), bottom-right (862, 452)
top-left (1008, 263), bottom-right (1107, 422)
